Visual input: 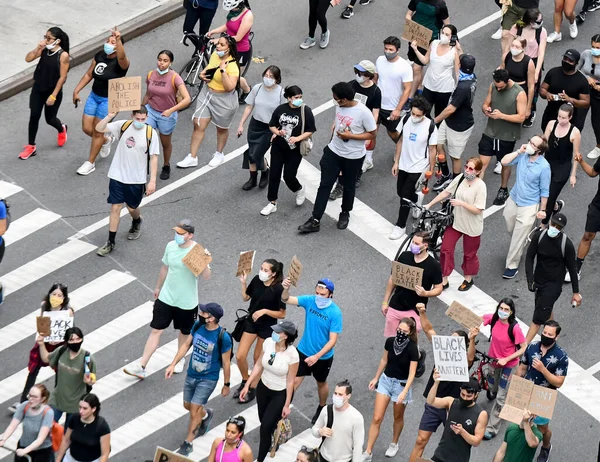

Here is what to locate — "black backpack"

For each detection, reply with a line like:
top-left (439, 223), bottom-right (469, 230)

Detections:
top-left (191, 322), bottom-right (234, 362)
top-left (400, 114), bottom-right (436, 158)
top-left (55, 346), bottom-right (93, 393)
top-left (516, 25), bottom-right (543, 47)
top-left (1, 199), bottom-right (11, 230)
top-left (319, 404), bottom-right (334, 449)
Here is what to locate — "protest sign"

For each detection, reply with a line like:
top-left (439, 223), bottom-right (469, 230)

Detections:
top-left (445, 301), bottom-right (483, 331)
top-left (432, 335), bottom-right (469, 382)
top-left (182, 244), bottom-right (212, 277)
top-left (402, 19), bottom-right (433, 50)
top-left (36, 316), bottom-right (51, 337)
top-left (153, 447), bottom-right (194, 462)
top-left (236, 250), bottom-right (255, 277)
top-left (391, 262), bottom-right (423, 290)
top-left (288, 255), bottom-right (303, 287)
top-left (499, 376), bottom-right (558, 424)
top-left (499, 404), bottom-right (525, 425)
top-left (108, 76), bottom-right (141, 113)
top-left (42, 311), bottom-right (73, 342)
top-left (505, 376), bottom-right (534, 410)
top-left (527, 385), bottom-right (558, 420)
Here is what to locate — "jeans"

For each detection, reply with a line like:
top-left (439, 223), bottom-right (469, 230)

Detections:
top-left (183, 1), bottom-right (217, 36)
top-left (486, 365), bottom-right (514, 435)
top-left (395, 170), bottom-right (421, 228)
top-left (256, 380), bottom-right (288, 462)
top-left (267, 144), bottom-right (303, 202)
top-left (308, 0), bottom-right (331, 36)
top-left (440, 226), bottom-right (481, 277)
top-left (29, 87), bottom-right (63, 145)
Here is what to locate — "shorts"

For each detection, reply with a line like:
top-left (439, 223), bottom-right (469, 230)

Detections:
top-left (408, 45), bottom-right (428, 67)
top-left (378, 109), bottom-right (400, 133)
top-left (83, 91), bottom-right (109, 119)
top-left (150, 298), bottom-right (198, 335)
top-left (532, 416), bottom-right (551, 426)
top-left (384, 308), bottom-right (422, 338)
top-left (145, 104), bottom-right (178, 135)
top-left (107, 179), bottom-right (146, 209)
top-left (193, 87), bottom-right (239, 129)
top-left (376, 372), bottom-right (413, 404)
top-left (418, 402), bottom-right (448, 432)
top-left (243, 317), bottom-right (273, 340)
top-left (533, 283), bottom-right (562, 325)
top-left (478, 133), bottom-right (516, 161)
top-left (238, 49), bottom-right (252, 67)
top-left (297, 351), bottom-right (334, 383)
top-left (585, 204), bottom-right (600, 233)
top-left (437, 121), bottom-right (474, 159)
top-left (502, 3), bottom-right (527, 30)
top-left (183, 376), bottom-right (218, 406)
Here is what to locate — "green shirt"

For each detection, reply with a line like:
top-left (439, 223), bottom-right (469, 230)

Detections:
top-left (483, 82), bottom-right (524, 142)
top-left (503, 423), bottom-right (542, 462)
top-left (158, 241), bottom-right (199, 310)
top-left (48, 348), bottom-right (96, 413)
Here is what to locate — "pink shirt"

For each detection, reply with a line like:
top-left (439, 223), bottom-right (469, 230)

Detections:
top-left (215, 440), bottom-right (243, 462)
top-left (509, 26), bottom-right (547, 59)
top-left (226, 9), bottom-right (251, 52)
top-left (146, 70), bottom-right (185, 112)
top-left (483, 313), bottom-right (526, 368)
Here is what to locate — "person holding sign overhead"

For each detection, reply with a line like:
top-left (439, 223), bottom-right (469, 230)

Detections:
top-left (492, 409), bottom-right (542, 462)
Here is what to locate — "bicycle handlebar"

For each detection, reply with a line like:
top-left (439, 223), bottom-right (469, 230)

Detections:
top-left (3, 448), bottom-right (31, 462)
top-left (401, 198), bottom-right (448, 218)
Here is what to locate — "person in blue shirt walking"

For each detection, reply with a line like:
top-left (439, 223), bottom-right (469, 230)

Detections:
top-left (0, 199), bottom-right (6, 305)
top-left (281, 277), bottom-right (343, 424)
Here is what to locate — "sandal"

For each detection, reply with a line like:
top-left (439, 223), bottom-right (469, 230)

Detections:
top-left (458, 279), bottom-right (474, 292)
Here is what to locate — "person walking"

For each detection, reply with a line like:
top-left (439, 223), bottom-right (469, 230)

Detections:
top-left (502, 36), bottom-right (536, 124)
top-left (575, 0), bottom-right (600, 23)
top-left (299, 0), bottom-right (333, 50)
top-left (124, 220), bottom-right (211, 379)
top-left (182, 0), bottom-right (218, 37)
top-left (19, 27), bottom-right (70, 160)
top-left (340, 0), bottom-right (372, 19)
top-left (545, 0), bottom-right (578, 43)
top-left (578, 35), bottom-right (600, 159)
top-left (492, 409), bottom-right (542, 462)
top-left (207, 416), bottom-right (253, 462)
top-left (499, 0), bottom-right (541, 57)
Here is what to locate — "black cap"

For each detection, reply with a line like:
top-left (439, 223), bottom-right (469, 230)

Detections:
top-left (272, 321), bottom-right (298, 336)
top-left (460, 377), bottom-right (481, 393)
top-left (199, 303), bottom-right (224, 320)
top-left (551, 213), bottom-right (567, 227)
top-left (460, 54), bottom-right (476, 74)
top-left (563, 49), bottom-right (580, 63)
top-left (173, 219), bottom-right (195, 234)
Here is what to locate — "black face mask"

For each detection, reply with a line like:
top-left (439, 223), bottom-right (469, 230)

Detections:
top-left (396, 331), bottom-right (408, 342)
top-left (67, 342), bottom-right (82, 352)
top-left (459, 396), bottom-right (474, 408)
top-left (540, 334), bottom-right (555, 347)
top-left (562, 60), bottom-right (576, 72)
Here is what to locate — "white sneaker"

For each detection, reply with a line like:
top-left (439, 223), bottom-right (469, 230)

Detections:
top-left (361, 452), bottom-right (372, 462)
top-left (413, 191), bottom-right (424, 218)
top-left (547, 31), bottom-right (562, 43)
top-left (99, 134), bottom-right (114, 158)
top-left (494, 161), bottom-right (502, 174)
top-left (76, 161), bottom-right (96, 175)
top-left (174, 358), bottom-right (185, 374)
top-left (564, 270), bottom-right (581, 282)
top-left (588, 146), bottom-right (600, 159)
top-left (362, 158), bottom-right (374, 173)
top-left (208, 152), bottom-right (225, 168)
top-left (491, 27), bottom-right (502, 40)
top-left (177, 153), bottom-right (199, 168)
top-left (261, 202), bottom-right (277, 216)
top-left (389, 226), bottom-right (405, 240)
top-left (385, 443), bottom-right (399, 458)
top-left (123, 362), bottom-right (147, 380)
top-left (296, 187), bottom-right (306, 206)
top-left (569, 21), bottom-right (578, 38)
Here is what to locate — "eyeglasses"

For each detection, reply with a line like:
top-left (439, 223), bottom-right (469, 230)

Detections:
top-left (228, 416), bottom-right (245, 426)
top-left (268, 352), bottom-right (276, 366)
top-left (44, 36), bottom-right (56, 41)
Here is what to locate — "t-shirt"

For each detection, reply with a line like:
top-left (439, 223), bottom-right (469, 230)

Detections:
top-left (444, 175), bottom-right (487, 237)
top-left (389, 251), bottom-right (442, 313)
top-left (260, 338), bottom-right (299, 391)
top-left (245, 83), bottom-right (286, 124)
top-left (349, 80), bottom-right (382, 112)
top-left (49, 348), bottom-right (96, 413)
top-left (206, 51), bottom-right (240, 92)
top-left (579, 50), bottom-right (600, 101)
top-left (269, 103), bottom-right (317, 151)
top-left (0, 200), bottom-right (6, 245)
top-left (483, 314), bottom-right (526, 367)
top-left (188, 324), bottom-right (232, 381)
top-left (384, 337), bottom-right (420, 380)
top-left (245, 276), bottom-right (285, 328)
top-left (91, 51), bottom-right (128, 98)
top-left (68, 414), bottom-right (111, 462)
top-left (146, 70), bottom-right (185, 113)
top-left (521, 341), bottom-right (568, 389)
top-left (328, 103), bottom-right (377, 159)
top-left (375, 56), bottom-right (413, 111)
top-left (446, 78), bottom-right (476, 132)
top-left (106, 120), bottom-right (160, 184)
top-left (408, 0), bottom-right (449, 40)
top-left (296, 295), bottom-right (343, 359)
top-left (526, 229), bottom-right (579, 291)
top-left (158, 241), bottom-right (200, 310)
top-left (14, 403), bottom-right (54, 449)
top-left (503, 423), bottom-right (542, 462)
top-left (542, 67), bottom-right (590, 129)
top-left (397, 116), bottom-right (438, 173)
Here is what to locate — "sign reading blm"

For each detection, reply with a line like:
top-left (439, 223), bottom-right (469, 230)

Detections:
top-left (108, 76), bottom-right (141, 113)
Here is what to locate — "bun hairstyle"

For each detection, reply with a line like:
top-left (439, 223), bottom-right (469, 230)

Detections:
top-left (298, 446), bottom-right (320, 462)
top-left (284, 85), bottom-right (302, 99)
top-left (559, 103), bottom-right (574, 117)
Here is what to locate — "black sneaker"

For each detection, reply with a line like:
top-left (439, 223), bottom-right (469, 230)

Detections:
top-left (555, 199), bottom-right (565, 214)
top-left (298, 217), bottom-right (320, 233)
top-left (537, 444), bottom-right (551, 462)
top-left (238, 387), bottom-right (256, 403)
top-left (576, 11), bottom-right (586, 23)
top-left (232, 381), bottom-right (247, 399)
top-left (329, 182), bottom-right (343, 200)
top-left (160, 165), bottom-right (170, 180)
top-left (416, 349), bottom-right (426, 378)
top-left (176, 441), bottom-right (193, 456)
top-left (523, 113), bottom-right (535, 128)
top-left (259, 169), bottom-right (269, 189)
top-left (590, 0), bottom-right (600, 11)
top-left (337, 211), bottom-right (350, 230)
top-left (127, 219), bottom-right (142, 240)
top-left (493, 187), bottom-right (509, 206)
top-left (195, 408), bottom-right (214, 437)
top-left (341, 6), bottom-right (354, 18)
top-left (355, 178), bottom-right (361, 189)
top-left (242, 176), bottom-right (257, 191)
top-left (311, 404), bottom-right (325, 424)
top-left (432, 173), bottom-right (453, 192)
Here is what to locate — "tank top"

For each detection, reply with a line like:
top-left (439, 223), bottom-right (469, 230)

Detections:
top-left (215, 440), bottom-right (242, 462)
top-left (546, 123), bottom-right (575, 181)
top-left (483, 82), bottom-right (523, 141)
top-left (33, 49), bottom-right (64, 93)
top-left (504, 53), bottom-right (531, 86)
top-left (433, 400), bottom-right (483, 462)
top-left (226, 9), bottom-right (251, 52)
top-left (423, 41), bottom-right (456, 93)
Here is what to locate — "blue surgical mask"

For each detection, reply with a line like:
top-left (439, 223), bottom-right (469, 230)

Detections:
top-left (410, 243), bottom-right (422, 255)
top-left (104, 43), bottom-right (115, 55)
top-left (315, 295), bottom-right (332, 309)
top-left (547, 226), bottom-right (561, 238)
top-left (216, 50), bottom-right (226, 58)
top-left (157, 67), bottom-right (170, 75)
top-left (271, 332), bottom-right (281, 343)
top-left (133, 121), bottom-right (145, 130)
top-left (498, 310), bottom-right (510, 320)
top-left (292, 99), bottom-right (303, 107)
top-left (591, 48), bottom-right (600, 57)
top-left (458, 70), bottom-right (475, 81)
top-left (174, 233), bottom-right (185, 245)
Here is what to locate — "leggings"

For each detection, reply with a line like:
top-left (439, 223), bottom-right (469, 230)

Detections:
top-left (543, 172), bottom-right (569, 225)
top-left (29, 87), bottom-right (63, 145)
top-left (256, 380), bottom-right (287, 462)
top-left (183, 0), bottom-right (217, 36)
top-left (422, 87), bottom-right (452, 120)
top-left (395, 170), bottom-right (421, 228)
top-left (20, 364), bottom-right (42, 403)
top-left (308, 0), bottom-right (330, 37)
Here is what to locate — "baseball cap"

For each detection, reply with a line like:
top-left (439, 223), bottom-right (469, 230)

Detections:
top-left (563, 49), bottom-right (580, 62)
top-left (460, 377), bottom-right (481, 393)
top-left (354, 60), bottom-right (376, 75)
top-left (272, 321), bottom-right (298, 336)
top-left (317, 278), bottom-right (335, 293)
top-left (199, 303), bottom-right (224, 320)
top-left (459, 54), bottom-right (476, 74)
top-left (173, 219), bottom-right (195, 235)
top-left (551, 213), bottom-right (567, 228)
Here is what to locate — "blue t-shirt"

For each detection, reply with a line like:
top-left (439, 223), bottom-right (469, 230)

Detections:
top-left (296, 295), bottom-right (343, 359)
top-left (0, 200), bottom-right (6, 245)
top-left (520, 341), bottom-right (569, 389)
top-left (187, 324), bottom-right (232, 381)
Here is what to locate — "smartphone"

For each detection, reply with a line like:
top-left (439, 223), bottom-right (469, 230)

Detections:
top-left (450, 35), bottom-right (458, 47)
top-left (74, 101), bottom-right (78, 109)
top-left (450, 421), bottom-right (457, 426)
top-left (553, 94), bottom-right (561, 101)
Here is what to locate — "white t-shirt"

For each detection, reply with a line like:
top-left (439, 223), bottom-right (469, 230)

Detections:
top-left (328, 103), bottom-right (377, 159)
top-left (375, 55), bottom-right (413, 111)
top-left (260, 338), bottom-right (299, 391)
top-left (107, 120), bottom-right (160, 184)
top-left (398, 116), bottom-right (438, 173)
top-left (423, 40), bottom-right (457, 93)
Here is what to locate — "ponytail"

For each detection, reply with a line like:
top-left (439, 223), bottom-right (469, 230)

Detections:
top-left (48, 27), bottom-right (70, 54)
top-left (264, 259), bottom-right (284, 285)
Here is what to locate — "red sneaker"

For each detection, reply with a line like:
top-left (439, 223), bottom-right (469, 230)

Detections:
top-left (18, 145), bottom-right (37, 160)
top-left (57, 124), bottom-right (68, 147)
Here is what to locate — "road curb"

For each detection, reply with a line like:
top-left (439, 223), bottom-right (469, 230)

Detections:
top-left (0, 0), bottom-right (185, 102)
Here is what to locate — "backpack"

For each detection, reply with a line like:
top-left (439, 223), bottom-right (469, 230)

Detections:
top-left (23, 403), bottom-right (64, 451)
top-left (319, 404), bottom-right (334, 449)
top-left (191, 322), bottom-right (234, 362)
top-left (0, 198), bottom-right (10, 230)
top-left (400, 114), bottom-right (436, 158)
top-left (516, 25), bottom-right (543, 47)
top-left (55, 346), bottom-right (93, 393)
top-left (538, 228), bottom-right (567, 259)
top-left (119, 120), bottom-right (154, 176)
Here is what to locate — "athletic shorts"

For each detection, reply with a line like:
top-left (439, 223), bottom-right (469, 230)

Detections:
top-left (83, 91), bottom-right (109, 119)
top-left (437, 121), bottom-right (474, 159)
top-left (378, 109), bottom-right (401, 133)
top-left (107, 179), bottom-right (145, 209)
top-left (478, 133), bottom-right (516, 161)
top-left (533, 283), bottom-right (562, 325)
top-left (585, 204), bottom-right (600, 233)
top-left (418, 402), bottom-right (448, 432)
top-left (243, 317), bottom-right (274, 340)
top-left (408, 45), bottom-right (428, 67)
top-left (297, 351), bottom-right (334, 383)
top-left (150, 298), bottom-right (198, 335)
top-left (183, 376), bottom-right (218, 406)
top-left (145, 104), bottom-right (178, 135)
top-left (377, 372), bottom-right (413, 404)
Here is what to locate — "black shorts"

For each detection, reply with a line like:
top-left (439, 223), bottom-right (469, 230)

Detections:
top-left (243, 318), bottom-right (273, 340)
top-left (418, 402), bottom-right (447, 432)
top-left (585, 204), bottom-right (600, 233)
top-left (533, 283), bottom-right (562, 325)
top-left (150, 298), bottom-right (198, 335)
top-left (297, 351), bottom-right (334, 383)
top-left (378, 109), bottom-right (400, 133)
top-left (238, 50), bottom-right (252, 67)
top-left (107, 179), bottom-right (145, 209)
top-left (478, 133), bottom-right (516, 161)
top-left (407, 45), bottom-right (428, 67)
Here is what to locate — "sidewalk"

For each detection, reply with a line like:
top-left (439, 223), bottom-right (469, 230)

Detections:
top-left (0, 0), bottom-right (184, 100)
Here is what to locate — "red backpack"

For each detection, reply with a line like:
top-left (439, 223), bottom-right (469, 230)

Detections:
top-left (23, 404), bottom-right (64, 451)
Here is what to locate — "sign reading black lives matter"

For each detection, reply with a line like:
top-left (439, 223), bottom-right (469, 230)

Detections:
top-left (41, 311), bottom-right (74, 343)
top-left (432, 335), bottom-right (469, 382)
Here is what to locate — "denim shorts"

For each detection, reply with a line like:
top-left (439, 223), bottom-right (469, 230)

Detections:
top-left (145, 104), bottom-right (178, 135)
top-left (83, 91), bottom-right (109, 119)
top-left (376, 372), bottom-right (412, 404)
top-left (183, 376), bottom-right (218, 406)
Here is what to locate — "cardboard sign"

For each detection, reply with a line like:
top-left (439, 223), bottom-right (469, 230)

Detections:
top-left (499, 404), bottom-right (526, 425)
top-left (288, 255), bottom-right (303, 287)
top-left (499, 376), bottom-right (558, 424)
top-left (36, 316), bottom-right (51, 337)
top-left (42, 311), bottom-right (73, 342)
top-left (432, 335), bottom-right (470, 382)
top-left (182, 244), bottom-right (212, 277)
top-left (108, 76), bottom-right (141, 113)
top-left (505, 375), bottom-right (535, 410)
top-left (402, 19), bottom-right (433, 50)
top-left (445, 301), bottom-right (483, 331)
top-left (527, 385), bottom-right (558, 420)
top-left (236, 250), bottom-right (255, 277)
top-left (153, 446), bottom-right (194, 462)
top-left (391, 262), bottom-right (423, 290)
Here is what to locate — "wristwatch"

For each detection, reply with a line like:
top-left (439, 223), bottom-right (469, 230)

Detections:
top-left (224, 382), bottom-right (231, 387)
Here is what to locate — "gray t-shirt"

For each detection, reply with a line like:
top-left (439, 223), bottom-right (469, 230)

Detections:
top-left (14, 402), bottom-right (54, 449)
top-left (328, 102), bottom-right (377, 159)
top-left (579, 50), bottom-right (600, 86)
top-left (245, 83), bottom-right (286, 124)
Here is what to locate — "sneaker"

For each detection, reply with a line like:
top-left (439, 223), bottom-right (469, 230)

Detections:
top-left (537, 445), bottom-right (552, 462)
top-left (590, 0), bottom-right (600, 11)
top-left (484, 431), bottom-right (494, 440)
top-left (502, 268), bottom-right (519, 279)
top-left (176, 441), bottom-right (193, 456)
top-left (57, 124), bottom-right (68, 147)
top-left (564, 270), bottom-right (581, 282)
top-left (416, 349), bottom-right (426, 378)
top-left (174, 357), bottom-right (185, 374)
top-left (160, 165), bottom-right (170, 180)
top-left (576, 11), bottom-right (587, 24)
top-left (359, 0), bottom-right (370, 4)
top-left (196, 408), bottom-right (214, 437)
top-left (311, 405), bottom-right (325, 425)
top-left (402, 99), bottom-right (412, 113)
top-left (18, 145), bottom-right (37, 160)
top-left (433, 173), bottom-right (453, 192)
top-left (123, 362), bottom-right (147, 380)
top-left (76, 161), bottom-right (96, 175)
top-left (493, 187), bottom-right (509, 206)
top-left (177, 153), bottom-right (199, 168)
top-left (238, 386), bottom-right (256, 403)
top-left (491, 27), bottom-right (503, 39)
top-left (569, 21), bottom-right (578, 38)
top-left (208, 152), bottom-right (225, 167)
top-left (385, 443), bottom-right (399, 457)
top-left (99, 134), bottom-right (114, 158)
top-left (298, 217), bottom-right (320, 233)
top-left (494, 161), bottom-right (503, 174)
top-left (546, 31), bottom-right (562, 43)
top-left (232, 381), bottom-right (247, 399)
top-left (362, 158), bottom-right (374, 173)
top-left (127, 219), bottom-right (142, 240)
top-left (337, 211), bottom-right (350, 230)
top-left (296, 187), bottom-right (306, 206)
top-left (300, 36), bottom-right (316, 49)
top-left (555, 199), bottom-right (565, 214)
top-left (362, 451), bottom-right (373, 462)
top-left (96, 241), bottom-right (115, 257)
top-left (389, 226), bottom-right (405, 240)
top-left (588, 146), bottom-right (600, 159)
top-left (341, 6), bottom-right (354, 18)
top-left (260, 202), bottom-right (277, 216)
top-left (259, 169), bottom-right (270, 189)
top-left (8, 402), bottom-right (21, 414)
top-left (523, 112), bottom-right (535, 128)
top-left (319, 30), bottom-right (330, 49)
top-left (329, 182), bottom-right (343, 200)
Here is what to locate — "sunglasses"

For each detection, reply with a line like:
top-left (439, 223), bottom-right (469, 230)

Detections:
top-left (228, 416), bottom-right (245, 426)
top-left (464, 165), bottom-right (476, 171)
top-left (268, 352), bottom-right (276, 366)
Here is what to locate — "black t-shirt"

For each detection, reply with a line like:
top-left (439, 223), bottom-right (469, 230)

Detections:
top-left (68, 414), bottom-right (111, 461)
top-left (514, 0), bottom-right (539, 7)
top-left (423, 368), bottom-right (463, 398)
top-left (384, 337), bottom-right (419, 380)
top-left (592, 158), bottom-right (600, 209)
top-left (408, 0), bottom-right (449, 39)
top-left (349, 80), bottom-right (382, 112)
top-left (446, 79), bottom-right (476, 132)
top-left (389, 252), bottom-right (443, 313)
top-left (269, 103), bottom-right (317, 152)
top-left (246, 275), bottom-right (285, 328)
top-left (91, 51), bottom-right (129, 97)
top-left (542, 67), bottom-right (590, 129)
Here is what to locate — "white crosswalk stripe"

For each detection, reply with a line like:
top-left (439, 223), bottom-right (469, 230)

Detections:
top-left (0, 181), bottom-right (23, 199)
top-left (3, 208), bottom-right (61, 247)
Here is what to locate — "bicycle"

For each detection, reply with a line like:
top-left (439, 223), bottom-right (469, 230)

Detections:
top-left (471, 348), bottom-right (499, 401)
top-left (3, 447), bottom-right (31, 462)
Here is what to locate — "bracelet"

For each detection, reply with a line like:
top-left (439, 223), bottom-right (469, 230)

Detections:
top-left (224, 382), bottom-right (230, 387)
top-left (49, 95), bottom-right (57, 101)
top-left (382, 302), bottom-right (388, 306)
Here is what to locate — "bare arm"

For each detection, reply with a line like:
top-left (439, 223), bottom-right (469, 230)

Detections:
top-left (207, 25), bottom-right (228, 35)
top-left (517, 362), bottom-right (528, 377)
top-left (314, 332), bottom-right (339, 361)
top-left (73, 60), bottom-right (95, 96)
top-left (565, 92), bottom-right (590, 109)
top-left (114, 33), bottom-right (129, 70)
top-left (482, 84), bottom-right (493, 115)
top-left (0, 218), bottom-right (6, 236)
top-left (238, 104), bottom-right (254, 129)
top-left (281, 278), bottom-right (299, 305)
top-left (539, 81), bottom-right (550, 100)
top-left (25, 41), bottom-right (45, 62)
top-left (21, 424), bottom-right (51, 454)
top-left (99, 434), bottom-right (111, 462)
top-left (219, 66), bottom-right (239, 93)
top-left (576, 155), bottom-right (598, 177)
top-left (526, 61), bottom-right (536, 111)
top-left (458, 410), bottom-right (487, 446)
top-left (498, 90), bottom-right (527, 123)
top-left (232, 13), bottom-right (253, 43)
top-left (370, 350), bottom-right (389, 384)
top-left (0, 418), bottom-right (22, 444)
top-left (207, 438), bottom-right (221, 462)
top-left (169, 83), bottom-right (192, 113)
top-left (523, 418), bottom-right (540, 447)
top-left (50, 52), bottom-right (70, 100)
top-left (502, 342), bottom-right (527, 364)
top-left (284, 363), bottom-right (299, 409)
top-left (411, 42), bottom-right (432, 65)
top-left (536, 39), bottom-right (547, 81)
top-left (417, 304), bottom-right (436, 343)
top-left (426, 190), bottom-right (452, 208)
top-left (434, 104), bottom-right (457, 124)
top-left (395, 82), bottom-right (412, 113)
top-left (55, 428), bottom-right (72, 462)
top-left (155, 264), bottom-right (169, 297)
top-left (95, 113), bottom-right (115, 133)
top-left (428, 144), bottom-right (437, 173)
top-left (571, 128), bottom-right (581, 179)
top-left (493, 442), bottom-right (508, 462)
top-left (501, 149), bottom-right (522, 166)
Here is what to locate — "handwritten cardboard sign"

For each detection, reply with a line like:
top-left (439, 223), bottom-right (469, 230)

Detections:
top-left (505, 375), bottom-right (535, 410)
top-left (236, 250), bottom-right (255, 277)
top-left (288, 255), bottom-right (303, 287)
top-left (108, 76), bottom-right (141, 113)
top-left (153, 447), bottom-right (194, 462)
top-left (445, 301), bottom-right (483, 331)
top-left (182, 244), bottom-right (212, 277)
top-left (498, 404), bottom-right (526, 425)
top-left (432, 335), bottom-right (470, 382)
top-left (36, 316), bottom-right (51, 337)
top-left (527, 385), bottom-right (558, 420)
top-left (499, 376), bottom-right (558, 424)
top-left (391, 262), bottom-right (423, 290)
top-left (402, 19), bottom-right (433, 50)
top-left (40, 311), bottom-right (73, 342)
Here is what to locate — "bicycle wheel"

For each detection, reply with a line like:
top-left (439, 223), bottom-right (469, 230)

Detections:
top-left (179, 57), bottom-right (204, 110)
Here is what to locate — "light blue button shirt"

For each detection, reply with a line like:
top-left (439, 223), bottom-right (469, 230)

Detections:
top-left (508, 153), bottom-right (551, 207)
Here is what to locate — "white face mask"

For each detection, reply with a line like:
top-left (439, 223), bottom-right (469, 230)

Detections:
top-left (510, 47), bottom-right (523, 56)
top-left (46, 40), bottom-right (59, 50)
top-left (498, 310), bottom-right (510, 320)
top-left (258, 270), bottom-right (272, 282)
top-left (547, 226), bottom-right (561, 238)
top-left (411, 115), bottom-right (424, 124)
top-left (263, 77), bottom-right (275, 87)
top-left (525, 143), bottom-right (537, 155)
top-left (355, 75), bottom-right (366, 84)
top-left (332, 395), bottom-right (346, 409)
top-left (439, 35), bottom-right (450, 45)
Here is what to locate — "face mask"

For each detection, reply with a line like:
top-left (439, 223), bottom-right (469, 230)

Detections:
top-left (271, 332), bottom-right (281, 343)
top-left (525, 143), bottom-right (537, 155)
top-left (562, 60), bottom-right (576, 72)
top-left (591, 48), bottom-right (600, 57)
top-left (157, 67), bottom-right (170, 75)
top-left (411, 115), bottom-right (424, 124)
top-left (410, 243), bottom-right (422, 255)
top-left (439, 35), bottom-right (450, 45)
top-left (355, 75), bottom-right (366, 84)
top-left (49, 295), bottom-right (63, 308)
top-left (174, 233), bottom-right (185, 245)
top-left (459, 396), bottom-right (474, 408)
top-left (540, 334), bottom-right (555, 347)
top-left (315, 295), bottom-right (332, 309)
top-left (67, 342), bottom-right (82, 353)
top-left (547, 226), bottom-right (561, 238)
top-left (292, 99), bottom-right (303, 107)
top-left (258, 270), bottom-right (272, 282)
top-left (133, 121), bottom-right (145, 130)
top-left (464, 172), bottom-right (477, 181)
top-left (396, 331), bottom-right (409, 342)
top-left (104, 43), bottom-right (115, 55)
top-left (531, 20), bottom-right (543, 29)
top-left (46, 40), bottom-right (59, 50)
top-left (384, 51), bottom-right (398, 61)
top-left (263, 77), bottom-right (275, 87)
top-left (332, 395), bottom-right (346, 409)
top-left (510, 47), bottom-right (523, 56)
top-left (216, 50), bottom-right (226, 58)
top-left (497, 310), bottom-right (510, 320)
